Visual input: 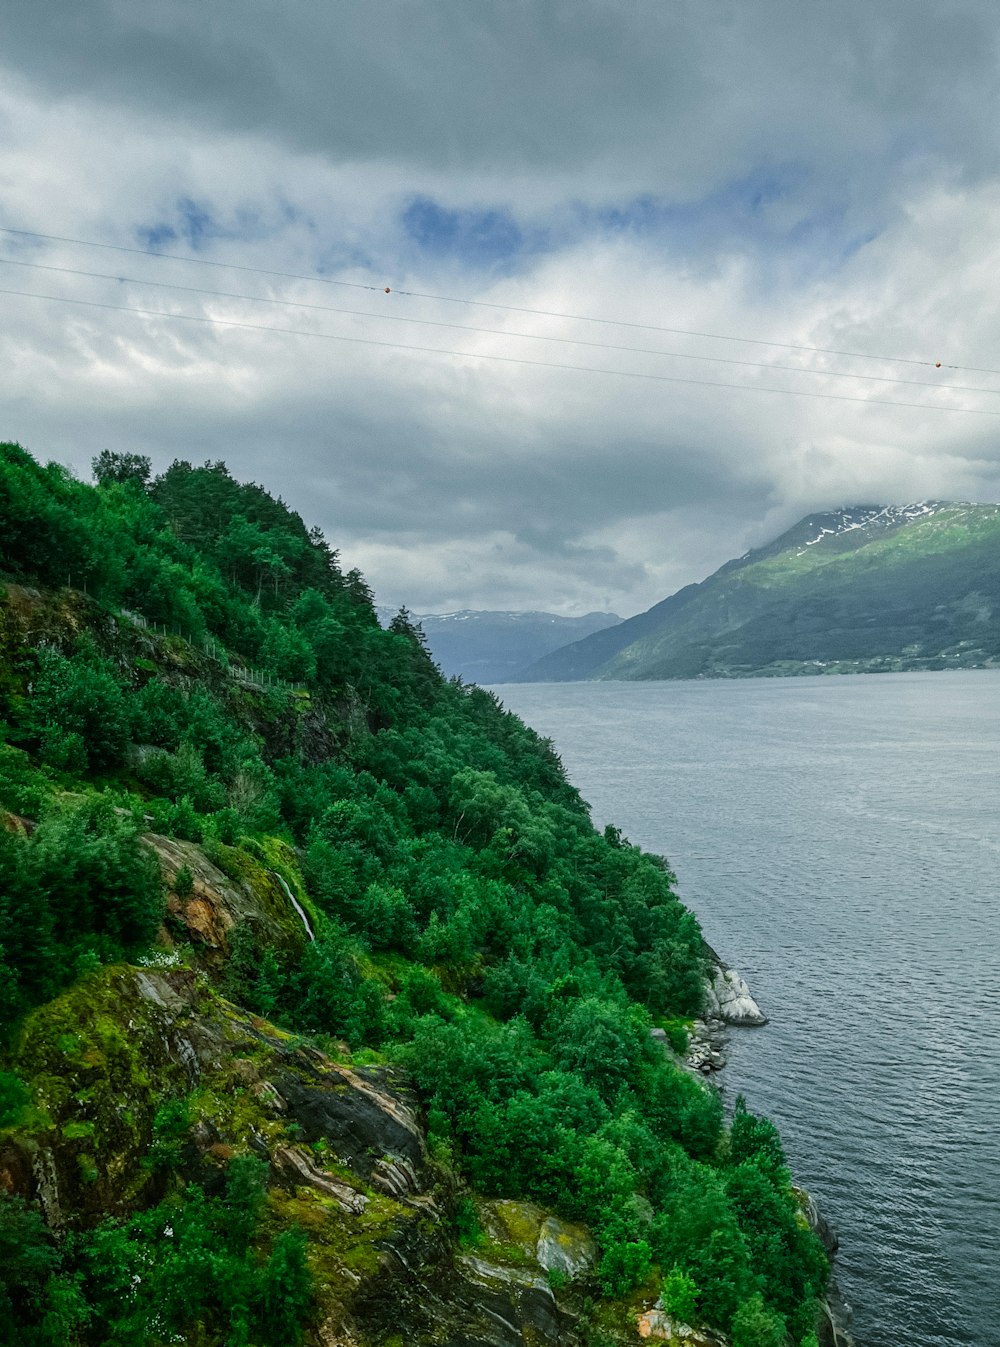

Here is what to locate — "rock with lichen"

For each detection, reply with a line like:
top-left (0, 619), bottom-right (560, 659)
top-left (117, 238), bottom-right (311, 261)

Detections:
top-left (0, 961), bottom-right (597, 1347)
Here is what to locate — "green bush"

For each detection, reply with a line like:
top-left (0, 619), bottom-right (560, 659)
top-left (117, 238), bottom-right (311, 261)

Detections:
top-left (598, 1240), bottom-right (653, 1297)
top-left (662, 1019), bottom-right (690, 1055)
top-left (62, 1157), bottom-right (312, 1346)
top-left (145, 1097), bottom-right (191, 1172)
top-left (731, 1293), bottom-right (788, 1347)
top-left (0, 798), bottom-right (162, 1023)
top-left (661, 1264), bottom-right (700, 1322)
top-left (28, 647), bottom-right (129, 773)
top-left (0, 744), bottom-right (48, 818)
top-left (173, 864), bottom-right (194, 897)
top-left (454, 1196), bottom-right (481, 1247)
top-left (0, 1071), bottom-right (29, 1127)
top-left (0, 1191), bottom-right (60, 1343)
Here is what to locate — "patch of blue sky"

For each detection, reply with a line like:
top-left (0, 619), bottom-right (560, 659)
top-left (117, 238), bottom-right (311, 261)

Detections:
top-left (784, 207), bottom-right (878, 267)
top-left (135, 197), bottom-right (297, 253)
top-left (886, 124), bottom-right (941, 164)
top-left (587, 165), bottom-right (808, 244)
top-left (395, 166), bottom-right (873, 287)
top-left (585, 165), bottom-right (881, 286)
top-left (399, 196), bottom-right (551, 275)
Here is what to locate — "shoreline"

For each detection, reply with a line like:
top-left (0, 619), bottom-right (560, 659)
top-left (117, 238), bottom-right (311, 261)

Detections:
top-left (685, 951), bottom-right (857, 1347)
top-left (680, 946), bottom-right (769, 1076)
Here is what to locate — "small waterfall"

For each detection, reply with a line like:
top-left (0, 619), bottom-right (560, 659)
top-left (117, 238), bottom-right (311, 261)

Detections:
top-left (272, 871), bottom-right (315, 941)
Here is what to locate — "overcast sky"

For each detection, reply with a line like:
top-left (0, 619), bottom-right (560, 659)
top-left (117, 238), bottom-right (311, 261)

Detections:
top-left (3, 1), bottom-right (1000, 616)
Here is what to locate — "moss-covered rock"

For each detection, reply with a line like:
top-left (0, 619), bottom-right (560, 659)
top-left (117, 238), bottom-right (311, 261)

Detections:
top-left (2, 965), bottom-right (198, 1221)
top-left (0, 963), bottom-right (592, 1346)
top-left (145, 832), bottom-right (314, 957)
top-left (476, 1198), bottom-right (595, 1282)
top-left (536, 1214), bottom-right (596, 1278)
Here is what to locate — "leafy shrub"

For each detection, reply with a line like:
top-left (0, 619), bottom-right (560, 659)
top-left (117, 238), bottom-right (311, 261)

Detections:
top-left (598, 1240), bottom-right (653, 1297)
top-left (145, 1097), bottom-right (191, 1172)
top-left (454, 1196), bottom-right (481, 1247)
top-left (731, 1293), bottom-right (788, 1347)
top-left (0, 745), bottom-right (49, 817)
top-left (173, 864), bottom-right (194, 897)
top-left (0, 1071), bottom-right (29, 1127)
top-left (28, 647), bottom-right (129, 772)
top-left (661, 1265), bottom-right (700, 1322)
top-left (135, 742), bottom-right (224, 813)
top-left (728, 1096), bottom-right (788, 1178)
top-left (0, 1191), bottom-right (61, 1343)
top-left (0, 798), bottom-right (162, 1023)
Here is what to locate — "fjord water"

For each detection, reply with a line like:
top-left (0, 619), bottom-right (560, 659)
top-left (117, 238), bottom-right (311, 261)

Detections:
top-left (493, 673), bottom-right (1000, 1347)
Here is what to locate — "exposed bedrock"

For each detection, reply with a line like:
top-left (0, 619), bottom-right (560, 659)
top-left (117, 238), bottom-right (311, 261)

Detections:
top-left (704, 959), bottom-right (768, 1027)
top-left (0, 964), bottom-right (588, 1346)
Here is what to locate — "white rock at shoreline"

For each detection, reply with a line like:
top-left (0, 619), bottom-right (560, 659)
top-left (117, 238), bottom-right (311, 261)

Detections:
top-left (705, 965), bottom-right (768, 1025)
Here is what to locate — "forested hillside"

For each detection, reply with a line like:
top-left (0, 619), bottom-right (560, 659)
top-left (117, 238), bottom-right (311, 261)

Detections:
top-left (0, 442), bottom-right (828, 1347)
top-left (519, 503), bottom-right (1000, 681)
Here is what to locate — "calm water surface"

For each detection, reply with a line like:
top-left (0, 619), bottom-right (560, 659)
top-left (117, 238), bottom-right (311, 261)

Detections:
top-left (493, 673), bottom-right (1000, 1347)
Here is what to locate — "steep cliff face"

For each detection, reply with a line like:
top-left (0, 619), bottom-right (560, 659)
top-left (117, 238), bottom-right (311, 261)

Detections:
top-left (0, 937), bottom-right (847, 1347)
top-left (146, 832), bottom-right (317, 959)
top-left (0, 827), bottom-right (782, 1347)
top-left (0, 961), bottom-right (590, 1347)
top-left (0, 829), bottom-right (615, 1346)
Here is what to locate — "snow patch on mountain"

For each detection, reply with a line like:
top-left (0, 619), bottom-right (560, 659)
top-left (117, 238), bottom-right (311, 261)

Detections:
top-left (795, 502), bottom-right (948, 553)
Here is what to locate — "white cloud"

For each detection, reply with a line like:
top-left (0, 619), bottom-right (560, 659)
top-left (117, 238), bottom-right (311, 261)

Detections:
top-left (2, 2), bottom-right (1000, 617)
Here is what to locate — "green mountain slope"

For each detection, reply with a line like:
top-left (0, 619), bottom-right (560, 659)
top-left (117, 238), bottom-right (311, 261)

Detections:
top-left (0, 442), bottom-right (829, 1347)
top-left (519, 504), bottom-right (1000, 681)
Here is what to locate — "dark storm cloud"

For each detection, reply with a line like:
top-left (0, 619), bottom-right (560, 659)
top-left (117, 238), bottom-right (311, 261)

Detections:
top-left (4, 1), bottom-right (999, 195)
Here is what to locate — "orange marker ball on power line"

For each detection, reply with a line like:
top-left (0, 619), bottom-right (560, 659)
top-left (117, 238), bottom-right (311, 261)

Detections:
top-left (935, 361), bottom-right (941, 368)
top-left (384, 286), bottom-right (391, 294)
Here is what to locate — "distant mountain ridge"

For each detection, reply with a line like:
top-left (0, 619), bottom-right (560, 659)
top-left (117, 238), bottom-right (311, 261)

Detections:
top-left (378, 607), bottom-right (621, 682)
top-left (516, 502), bottom-right (1000, 681)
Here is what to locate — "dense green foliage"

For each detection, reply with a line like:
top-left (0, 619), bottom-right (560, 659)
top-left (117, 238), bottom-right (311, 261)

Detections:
top-left (0, 441), bottom-right (829, 1344)
top-left (520, 503), bottom-right (1000, 681)
top-left (0, 797), bottom-right (162, 1023)
top-left (0, 1159), bottom-right (310, 1347)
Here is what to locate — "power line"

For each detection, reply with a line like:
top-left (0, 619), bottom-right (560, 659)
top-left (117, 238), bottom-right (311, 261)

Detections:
top-left (4, 283), bottom-right (999, 416)
top-left (1, 254), bottom-right (995, 396)
top-left (0, 224), bottom-right (383, 295)
top-left (391, 291), bottom-right (980, 376)
top-left (1, 222), bottom-right (992, 376)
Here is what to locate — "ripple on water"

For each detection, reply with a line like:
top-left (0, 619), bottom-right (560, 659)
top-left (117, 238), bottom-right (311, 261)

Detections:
top-left (493, 672), bottom-right (1000, 1347)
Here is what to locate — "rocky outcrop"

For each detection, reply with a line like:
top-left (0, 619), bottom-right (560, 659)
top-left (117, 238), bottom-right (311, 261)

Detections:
top-left (0, 964), bottom-right (588, 1347)
top-left (449, 1255), bottom-right (571, 1347)
top-left (144, 832), bottom-right (316, 958)
top-left (637, 1307), bottom-right (726, 1344)
top-left (817, 1300), bottom-right (855, 1347)
top-left (679, 952), bottom-right (767, 1075)
top-left (704, 962), bottom-right (767, 1027)
top-left (480, 1198), bottom-right (597, 1279)
top-left (797, 1189), bottom-right (855, 1347)
top-left (683, 1019), bottom-right (729, 1074)
top-left (537, 1214), bottom-right (597, 1278)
